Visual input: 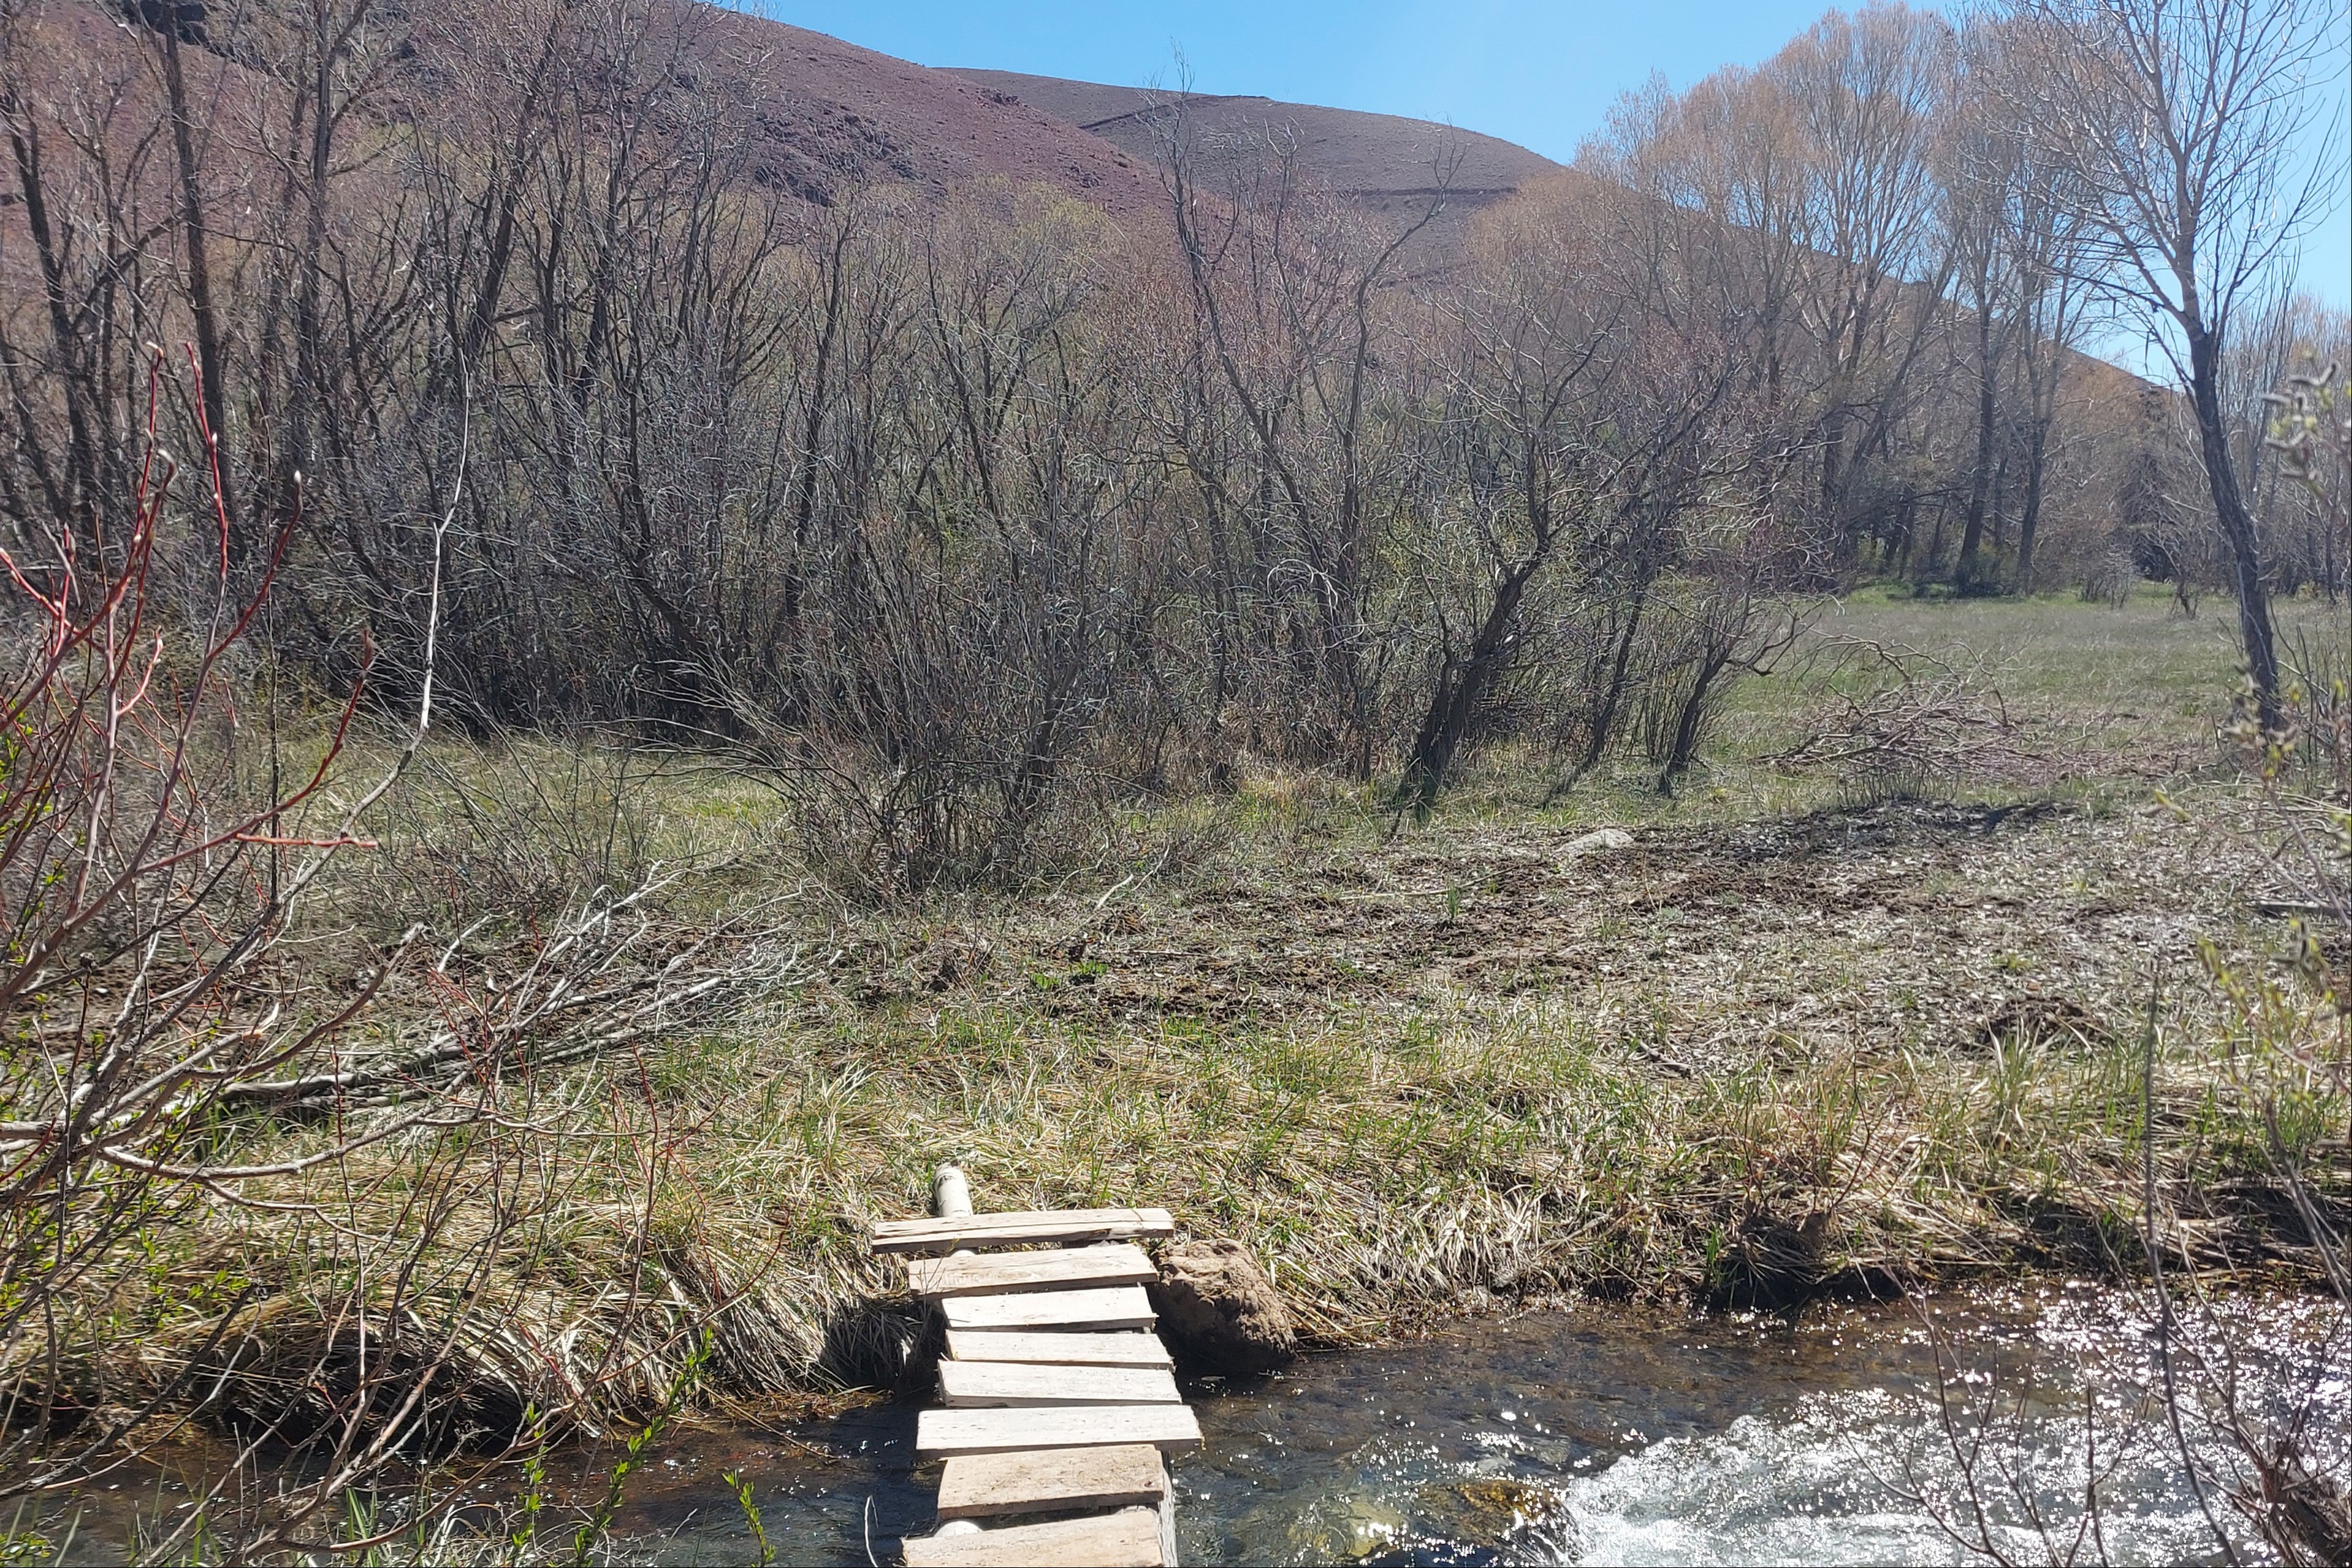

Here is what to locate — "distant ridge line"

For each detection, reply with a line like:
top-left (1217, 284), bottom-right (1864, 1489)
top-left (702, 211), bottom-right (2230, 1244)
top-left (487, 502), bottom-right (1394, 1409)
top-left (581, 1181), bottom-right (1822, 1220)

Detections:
top-left (944, 66), bottom-right (1564, 205)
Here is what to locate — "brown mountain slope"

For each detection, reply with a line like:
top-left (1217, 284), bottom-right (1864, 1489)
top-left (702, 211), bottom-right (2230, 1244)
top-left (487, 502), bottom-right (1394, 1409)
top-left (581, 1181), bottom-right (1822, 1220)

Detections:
top-left (28, 2), bottom-right (1167, 229)
top-left (949, 68), bottom-right (1568, 242)
top-left (947, 68), bottom-right (1571, 265)
top-left (947, 69), bottom-right (1563, 199)
top-left (680, 13), bottom-right (1166, 224)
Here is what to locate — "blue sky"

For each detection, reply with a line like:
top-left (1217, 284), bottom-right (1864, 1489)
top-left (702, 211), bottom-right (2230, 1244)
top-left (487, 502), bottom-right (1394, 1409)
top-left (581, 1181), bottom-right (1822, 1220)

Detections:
top-left (743, 1), bottom-right (2348, 313)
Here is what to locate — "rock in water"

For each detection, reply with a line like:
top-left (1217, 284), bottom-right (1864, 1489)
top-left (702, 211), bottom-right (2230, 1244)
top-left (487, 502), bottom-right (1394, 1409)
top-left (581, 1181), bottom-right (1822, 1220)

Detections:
top-left (1150, 1239), bottom-right (1296, 1374)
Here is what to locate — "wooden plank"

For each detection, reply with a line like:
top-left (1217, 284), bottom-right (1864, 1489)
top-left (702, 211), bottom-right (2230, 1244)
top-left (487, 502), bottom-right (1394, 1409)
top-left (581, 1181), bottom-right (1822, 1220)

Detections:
top-left (935, 1444), bottom-right (1166, 1520)
top-left (871, 1207), bottom-right (1175, 1256)
top-left (942, 1285), bottom-right (1155, 1332)
top-left (902, 1506), bottom-right (1165, 1568)
top-left (939, 1360), bottom-right (1182, 1407)
top-left (916, 1403), bottom-right (1202, 1457)
top-left (946, 1329), bottom-right (1173, 1367)
top-left (910, 1243), bottom-right (1157, 1299)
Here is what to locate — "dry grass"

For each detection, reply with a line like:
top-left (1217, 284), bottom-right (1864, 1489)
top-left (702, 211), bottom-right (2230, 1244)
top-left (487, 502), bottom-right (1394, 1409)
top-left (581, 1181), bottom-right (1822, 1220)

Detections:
top-left (33, 592), bottom-right (2351, 1460)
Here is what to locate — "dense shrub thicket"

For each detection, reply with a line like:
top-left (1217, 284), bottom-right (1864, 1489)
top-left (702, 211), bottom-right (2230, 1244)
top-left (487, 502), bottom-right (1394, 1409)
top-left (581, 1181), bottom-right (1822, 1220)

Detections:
top-left (1, 0), bottom-right (2343, 887)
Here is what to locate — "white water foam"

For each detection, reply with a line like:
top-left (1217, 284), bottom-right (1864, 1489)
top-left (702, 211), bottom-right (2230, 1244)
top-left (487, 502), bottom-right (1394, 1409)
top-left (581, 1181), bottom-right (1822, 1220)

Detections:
top-left (1554, 1389), bottom-right (2229, 1567)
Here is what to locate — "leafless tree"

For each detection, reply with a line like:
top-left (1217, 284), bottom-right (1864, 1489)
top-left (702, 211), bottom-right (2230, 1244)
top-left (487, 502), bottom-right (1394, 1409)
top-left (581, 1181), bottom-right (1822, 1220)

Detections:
top-left (1942, 16), bottom-right (2103, 593)
top-left (1999, 0), bottom-right (2347, 728)
top-left (1157, 91), bottom-right (1451, 777)
top-left (1397, 175), bottom-right (1748, 810)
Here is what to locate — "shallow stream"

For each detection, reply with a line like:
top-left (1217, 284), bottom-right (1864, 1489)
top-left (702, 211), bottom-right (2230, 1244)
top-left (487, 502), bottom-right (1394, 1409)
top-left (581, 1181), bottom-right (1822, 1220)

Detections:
top-left (45, 1285), bottom-right (2347, 1565)
top-left (585, 1284), bottom-right (2342, 1565)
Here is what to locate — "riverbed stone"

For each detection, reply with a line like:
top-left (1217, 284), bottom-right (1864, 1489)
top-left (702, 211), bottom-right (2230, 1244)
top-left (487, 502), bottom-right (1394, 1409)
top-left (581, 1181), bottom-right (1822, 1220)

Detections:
top-left (1415, 1477), bottom-right (1569, 1542)
top-left (1149, 1238), bottom-right (1296, 1374)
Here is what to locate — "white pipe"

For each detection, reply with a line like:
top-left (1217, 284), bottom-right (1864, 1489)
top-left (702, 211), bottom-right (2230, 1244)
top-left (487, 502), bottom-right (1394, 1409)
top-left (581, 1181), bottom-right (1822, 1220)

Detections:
top-left (928, 1162), bottom-right (981, 1538)
top-left (932, 1164), bottom-right (973, 1220)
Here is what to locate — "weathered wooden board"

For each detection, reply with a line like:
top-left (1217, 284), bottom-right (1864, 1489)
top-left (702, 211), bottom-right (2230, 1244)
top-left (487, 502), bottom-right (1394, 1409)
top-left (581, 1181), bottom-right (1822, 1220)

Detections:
top-left (941, 1285), bottom-right (1156, 1332)
top-left (935, 1443), bottom-right (1166, 1520)
top-left (871, 1207), bottom-right (1176, 1256)
top-left (916, 1403), bottom-right (1202, 1457)
top-left (939, 1359), bottom-right (1183, 1407)
top-left (945, 1329), bottom-right (1173, 1367)
top-left (902, 1506), bottom-right (1166, 1568)
top-left (910, 1242), bottom-right (1157, 1299)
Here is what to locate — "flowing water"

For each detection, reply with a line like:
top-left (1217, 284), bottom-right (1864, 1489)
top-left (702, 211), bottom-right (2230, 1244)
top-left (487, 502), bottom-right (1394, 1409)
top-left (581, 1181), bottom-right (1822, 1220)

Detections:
top-left (37, 1285), bottom-right (2349, 1565)
top-left (584, 1283), bottom-right (2344, 1566)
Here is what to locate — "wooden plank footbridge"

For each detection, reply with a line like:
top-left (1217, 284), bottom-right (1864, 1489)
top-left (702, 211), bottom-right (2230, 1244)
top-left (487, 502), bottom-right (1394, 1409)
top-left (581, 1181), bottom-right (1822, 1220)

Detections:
top-left (870, 1167), bottom-right (1200, 1567)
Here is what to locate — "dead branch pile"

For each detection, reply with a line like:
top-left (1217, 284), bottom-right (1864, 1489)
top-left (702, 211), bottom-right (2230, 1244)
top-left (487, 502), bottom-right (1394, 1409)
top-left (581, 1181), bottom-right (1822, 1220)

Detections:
top-left (1769, 635), bottom-right (2050, 793)
top-left (222, 878), bottom-right (808, 1114)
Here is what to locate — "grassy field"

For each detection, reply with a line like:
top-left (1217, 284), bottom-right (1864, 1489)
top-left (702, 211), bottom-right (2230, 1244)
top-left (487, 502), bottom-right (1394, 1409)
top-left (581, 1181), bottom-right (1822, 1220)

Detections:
top-left (52, 589), bottom-right (2352, 1450)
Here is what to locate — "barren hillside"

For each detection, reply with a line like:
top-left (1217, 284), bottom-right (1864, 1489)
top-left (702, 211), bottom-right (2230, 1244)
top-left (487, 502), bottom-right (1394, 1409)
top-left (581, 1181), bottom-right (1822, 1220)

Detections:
top-left (948, 70), bottom-right (1562, 197)
top-left (675, 14), bottom-right (1165, 224)
top-left (950, 67), bottom-right (1574, 257)
top-left (33, 1), bottom-right (1167, 228)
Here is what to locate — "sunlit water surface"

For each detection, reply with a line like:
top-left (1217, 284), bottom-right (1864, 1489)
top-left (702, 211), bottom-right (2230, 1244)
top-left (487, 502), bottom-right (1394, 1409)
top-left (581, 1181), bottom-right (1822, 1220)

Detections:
top-left (587, 1285), bottom-right (2342, 1566)
top-left (46, 1285), bottom-right (2348, 1565)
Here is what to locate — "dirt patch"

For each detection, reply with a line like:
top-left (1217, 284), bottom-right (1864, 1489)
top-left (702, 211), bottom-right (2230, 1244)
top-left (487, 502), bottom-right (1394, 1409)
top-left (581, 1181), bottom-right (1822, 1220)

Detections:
top-left (878, 797), bottom-right (2269, 1065)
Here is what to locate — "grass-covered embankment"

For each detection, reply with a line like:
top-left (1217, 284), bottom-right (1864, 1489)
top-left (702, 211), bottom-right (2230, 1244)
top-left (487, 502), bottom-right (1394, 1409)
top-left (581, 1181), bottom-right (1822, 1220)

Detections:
top-left (41, 590), bottom-right (2352, 1444)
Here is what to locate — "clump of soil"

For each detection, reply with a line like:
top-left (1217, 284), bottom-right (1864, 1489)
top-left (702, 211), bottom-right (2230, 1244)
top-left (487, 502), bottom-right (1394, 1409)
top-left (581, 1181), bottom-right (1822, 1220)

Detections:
top-left (1150, 1239), bottom-right (1298, 1375)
